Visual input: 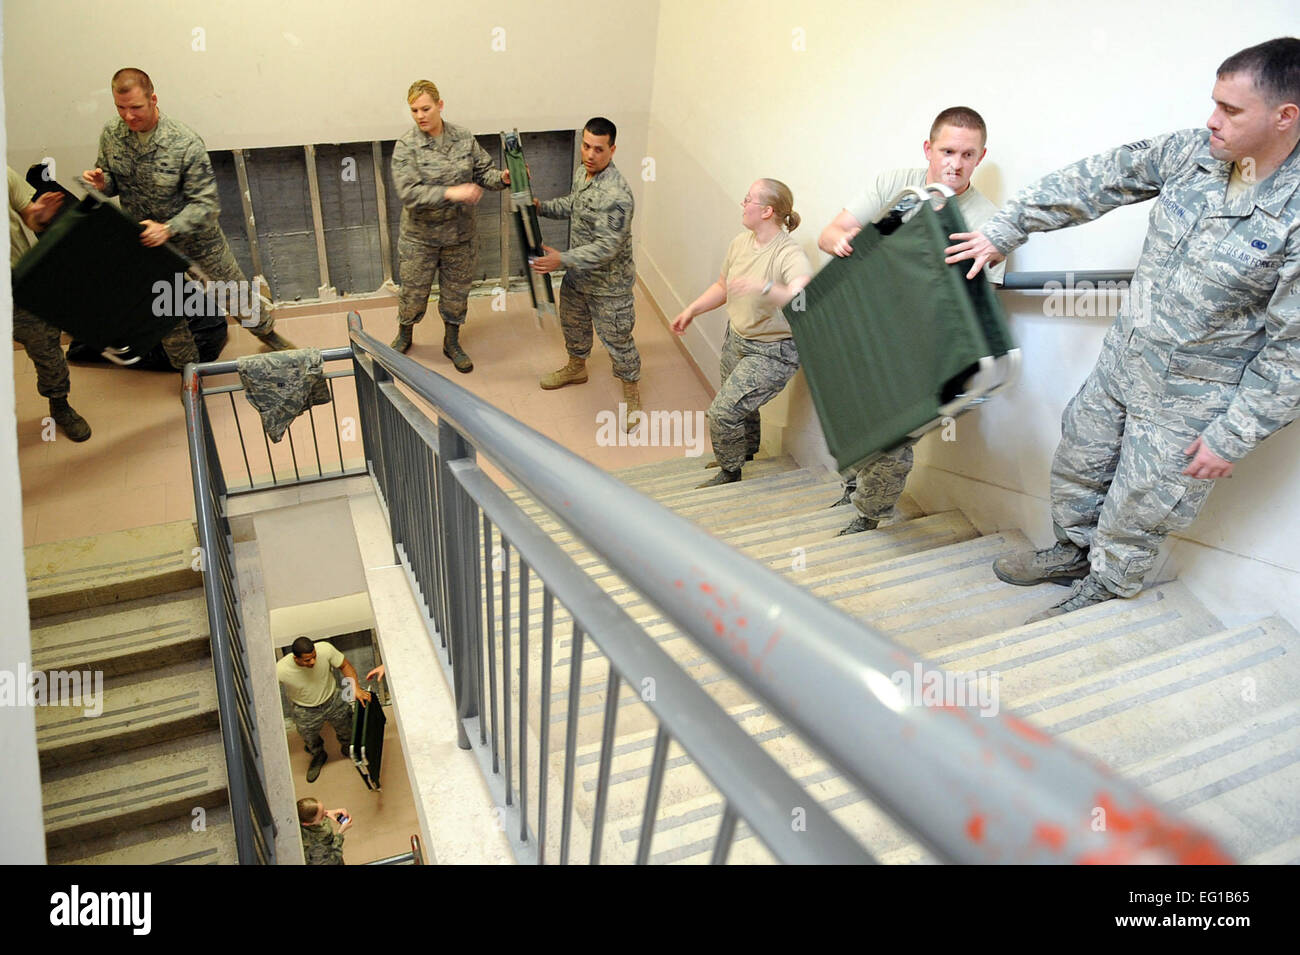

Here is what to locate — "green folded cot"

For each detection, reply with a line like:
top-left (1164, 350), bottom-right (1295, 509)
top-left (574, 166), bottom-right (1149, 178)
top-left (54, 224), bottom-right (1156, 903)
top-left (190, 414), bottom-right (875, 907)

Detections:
top-left (791, 185), bottom-right (1019, 474)
top-left (501, 129), bottom-right (556, 326)
top-left (12, 186), bottom-right (192, 365)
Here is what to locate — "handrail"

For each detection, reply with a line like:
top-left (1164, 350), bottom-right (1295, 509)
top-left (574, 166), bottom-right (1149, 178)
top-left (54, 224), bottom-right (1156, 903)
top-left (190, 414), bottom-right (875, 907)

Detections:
top-left (346, 311), bottom-right (1229, 864)
top-left (1001, 269), bottom-right (1134, 290)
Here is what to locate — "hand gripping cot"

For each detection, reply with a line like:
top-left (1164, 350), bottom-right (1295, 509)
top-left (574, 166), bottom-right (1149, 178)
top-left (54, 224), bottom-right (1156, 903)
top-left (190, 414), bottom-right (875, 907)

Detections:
top-left (501, 129), bottom-right (556, 326)
top-left (11, 183), bottom-right (195, 366)
top-left (349, 687), bottom-right (386, 791)
top-left (791, 185), bottom-right (1021, 475)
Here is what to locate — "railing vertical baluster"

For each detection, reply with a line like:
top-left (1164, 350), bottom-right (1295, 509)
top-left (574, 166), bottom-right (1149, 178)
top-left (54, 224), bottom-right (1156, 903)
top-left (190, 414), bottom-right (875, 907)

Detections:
top-left (518, 560), bottom-right (529, 844)
top-left (538, 587), bottom-right (553, 864)
top-left (590, 669), bottom-right (621, 865)
top-left (635, 726), bottom-right (671, 865)
top-left (711, 804), bottom-right (738, 865)
top-left (227, 392), bottom-right (253, 489)
top-left (261, 425), bottom-right (277, 487)
top-left (485, 523), bottom-right (500, 771)
top-left (328, 377), bottom-right (345, 473)
top-left (560, 624), bottom-right (583, 866)
top-left (286, 424), bottom-right (301, 481)
top-left (501, 542), bottom-right (512, 806)
top-left (306, 405), bottom-right (323, 477)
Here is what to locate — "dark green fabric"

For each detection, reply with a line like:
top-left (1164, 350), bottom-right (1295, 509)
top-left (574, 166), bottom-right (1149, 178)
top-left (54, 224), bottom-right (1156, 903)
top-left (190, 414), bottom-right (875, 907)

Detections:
top-left (350, 692), bottom-right (386, 791)
top-left (502, 131), bottom-right (556, 314)
top-left (792, 199), bottom-right (1014, 472)
top-left (13, 194), bottom-right (190, 354)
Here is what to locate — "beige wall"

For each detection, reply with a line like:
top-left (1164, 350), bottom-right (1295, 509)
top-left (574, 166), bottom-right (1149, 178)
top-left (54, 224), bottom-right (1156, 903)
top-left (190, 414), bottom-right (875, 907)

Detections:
top-left (0, 5), bottom-right (48, 864)
top-left (639, 0), bottom-right (1300, 628)
top-left (3, 0), bottom-right (659, 220)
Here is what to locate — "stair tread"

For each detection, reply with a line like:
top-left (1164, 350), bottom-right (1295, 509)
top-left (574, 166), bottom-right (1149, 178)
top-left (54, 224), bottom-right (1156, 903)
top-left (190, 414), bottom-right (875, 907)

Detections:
top-left (26, 520), bottom-right (201, 617)
top-left (42, 733), bottom-right (228, 837)
top-left (30, 589), bottom-right (209, 674)
top-left (35, 664), bottom-right (218, 747)
top-left (49, 805), bottom-right (237, 865)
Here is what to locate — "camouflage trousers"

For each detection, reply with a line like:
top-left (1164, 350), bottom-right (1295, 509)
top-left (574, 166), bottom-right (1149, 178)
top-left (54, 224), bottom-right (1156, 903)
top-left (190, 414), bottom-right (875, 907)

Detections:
top-left (158, 321), bottom-right (200, 369)
top-left (397, 236), bottom-right (474, 327)
top-left (851, 441), bottom-right (915, 523)
top-left (559, 284), bottom-right (640, 381)
top-left (1051, 336), bottom-right (1216, 597)
top-left (12, 305), bottom-right (69, 399)
top-left (177, 230), bottom-right (277, 338)
top-left (709, 326), bottom-right (798, 471)
top-left (290, 691), bottom-right (353, 757)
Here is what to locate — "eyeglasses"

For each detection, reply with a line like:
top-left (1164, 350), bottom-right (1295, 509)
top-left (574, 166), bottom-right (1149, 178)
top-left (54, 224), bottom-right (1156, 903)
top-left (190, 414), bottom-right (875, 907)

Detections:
top-left (741, 195), bottom-right (768, 208)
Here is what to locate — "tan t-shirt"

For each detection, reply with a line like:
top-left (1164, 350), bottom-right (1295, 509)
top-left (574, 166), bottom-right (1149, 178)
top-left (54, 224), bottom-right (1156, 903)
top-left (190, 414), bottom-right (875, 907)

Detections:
top-left (8, 166), bottom-right (34, 266)
top-left (276, 640), bottom-right (345, 707)
top-left (846, 167), bottom-right (1006, 284)
top-left (721, 230), bottom-right (813, 341)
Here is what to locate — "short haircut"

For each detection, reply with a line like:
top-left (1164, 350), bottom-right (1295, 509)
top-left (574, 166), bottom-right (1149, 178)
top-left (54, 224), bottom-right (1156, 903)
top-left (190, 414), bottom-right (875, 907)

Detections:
top-left (1218, 37), bottom-right (1300, 107)
top-left (930, 106), bottom-right (987, 146)
top-left (584, 116), bottom-right (617, 146)
top-left (112, 68), bottom-right (154, 98)
top-left (407, 79), bottom-right (441, 104)
top-left (297, 797), bottom-right (322, 824)
top-left (291, 637), bottom-right (316, 657)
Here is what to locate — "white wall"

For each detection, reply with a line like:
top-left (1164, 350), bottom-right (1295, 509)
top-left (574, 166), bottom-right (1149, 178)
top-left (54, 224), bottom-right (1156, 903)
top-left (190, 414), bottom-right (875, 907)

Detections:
top-left (3, 0), bottom-right (659, 226)
top-left (639, 0), bottom-right (1300, 629)
top-left (0, 5), bottom-right (48, 864)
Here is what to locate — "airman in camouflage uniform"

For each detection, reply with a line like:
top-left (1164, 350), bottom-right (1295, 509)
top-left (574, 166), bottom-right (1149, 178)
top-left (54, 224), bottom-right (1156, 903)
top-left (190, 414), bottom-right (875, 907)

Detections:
top-left (533, 118), bottom-right (642, 426)
top-left (297, 798), bottom-right (346, 865)
top-left (8, 166), bottom-right (91, 441)
top-left (948, 39), bottom-right (1300, 621)
top-left (84, 69), bottom-right (292, 367)
top-left (390, 80), bottom-right (508, 372)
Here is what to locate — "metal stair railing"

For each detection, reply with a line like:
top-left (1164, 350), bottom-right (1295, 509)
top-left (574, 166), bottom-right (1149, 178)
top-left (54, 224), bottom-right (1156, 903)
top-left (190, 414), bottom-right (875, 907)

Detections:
top-left (183, 346), bottom-right (364, 865)
top-left (345, 309), bottom-right (1232, 865)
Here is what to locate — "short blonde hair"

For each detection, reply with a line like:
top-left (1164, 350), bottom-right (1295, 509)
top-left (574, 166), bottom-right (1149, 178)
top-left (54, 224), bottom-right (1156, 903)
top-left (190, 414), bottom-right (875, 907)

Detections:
top-left (297, 797), bottom-right (322, 824)
top-left (407, 80), bottom-right (441, 104)
top-left (112, 67), bottom-right (154, 98)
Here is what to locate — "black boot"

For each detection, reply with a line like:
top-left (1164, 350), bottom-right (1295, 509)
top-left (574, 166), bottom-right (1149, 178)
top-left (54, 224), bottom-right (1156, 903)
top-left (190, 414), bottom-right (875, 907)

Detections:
top-left (48, 397), bottom-right (91, 442)
top-left (443, 323), bottom-right (473, 373)
top-left (696, 468), bottom-right (741, 489)
top-left (391, 325), bottom-right (413, 353)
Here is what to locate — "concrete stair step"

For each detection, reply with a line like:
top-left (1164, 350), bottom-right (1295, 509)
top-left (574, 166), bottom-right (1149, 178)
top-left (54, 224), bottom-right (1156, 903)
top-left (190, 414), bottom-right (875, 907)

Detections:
top-left (46, 804), bottom-right (237, 865)
top-left (1020, 617), bottom-right (1300, 773)
top-left (26, 520), bottom-right (201, 618)
top-left (36, 659), bottom-right (219, 769)
top-left (1122, 695), bottom-right (1300, 864)
top-left (30, 588), bottom-right (210, 677)
top-left (42, 731), bottom-right (229, 849)
top-left (605, 455), bottom-right (800, 497)
top-left (929, 581), bottom-right (1223, 698)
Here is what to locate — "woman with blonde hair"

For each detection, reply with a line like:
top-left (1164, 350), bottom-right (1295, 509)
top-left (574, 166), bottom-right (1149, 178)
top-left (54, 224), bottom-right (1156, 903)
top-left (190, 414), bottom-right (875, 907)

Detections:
top-left (671, 178), bottom-right (812, 488)
top-left (389, 79), bottom-right (511, 371)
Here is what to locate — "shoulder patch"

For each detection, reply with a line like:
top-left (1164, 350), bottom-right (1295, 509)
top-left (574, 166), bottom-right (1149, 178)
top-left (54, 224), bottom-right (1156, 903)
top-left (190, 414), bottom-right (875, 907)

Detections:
top-left (1124, 140), bottom-right (1152, 151)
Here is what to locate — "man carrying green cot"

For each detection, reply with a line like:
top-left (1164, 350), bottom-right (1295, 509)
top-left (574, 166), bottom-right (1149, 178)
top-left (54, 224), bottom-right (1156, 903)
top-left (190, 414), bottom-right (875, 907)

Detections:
top-left (818, 107), bottom-right (1005, 535)
top-left (8, 166), bottom-right (90, 441)
top-left (531, 117), bottom-right (642, 430)
top-left (946, 38), bottom-right (1300, 623)
top-left (276, 637), bottom-right (371, 783)
top-left (82, 68), bottom-right (294, 365)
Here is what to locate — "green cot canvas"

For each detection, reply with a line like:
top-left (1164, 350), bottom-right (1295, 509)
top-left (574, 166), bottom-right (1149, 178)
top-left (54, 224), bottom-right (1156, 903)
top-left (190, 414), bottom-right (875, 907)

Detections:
top-left (12, 192), bottom-right (190, 357)
top-left (791, 197), bottom-right (1015, 474)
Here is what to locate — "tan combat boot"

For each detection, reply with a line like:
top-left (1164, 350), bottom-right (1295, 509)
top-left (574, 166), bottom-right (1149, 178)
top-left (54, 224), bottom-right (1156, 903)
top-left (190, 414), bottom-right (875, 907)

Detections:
top-left (622, 379), bottom-right (641, 433)
top-left (540, 356), bottom-right (587, 390)
top-left (256, 330), bottom-right (297, 351)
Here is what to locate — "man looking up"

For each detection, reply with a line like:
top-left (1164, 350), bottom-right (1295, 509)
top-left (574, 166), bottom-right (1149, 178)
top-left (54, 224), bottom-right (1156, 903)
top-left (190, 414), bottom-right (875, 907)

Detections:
top-left (819, 107), bottom-right (1005, 535)
top-left (276, 637), bottom-right (371, 782)
top-left (532, 117), bottom-right (642, 431)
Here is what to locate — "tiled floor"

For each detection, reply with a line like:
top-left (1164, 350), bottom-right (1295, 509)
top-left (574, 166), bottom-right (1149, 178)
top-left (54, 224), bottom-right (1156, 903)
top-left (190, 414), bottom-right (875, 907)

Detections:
top-left (15, 284), bottom-right (716, 546)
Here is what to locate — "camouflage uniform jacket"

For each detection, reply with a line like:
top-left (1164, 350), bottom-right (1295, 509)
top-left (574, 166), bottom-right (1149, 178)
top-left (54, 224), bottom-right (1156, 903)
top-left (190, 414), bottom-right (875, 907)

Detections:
top-left (93, 114), bottom-right (224, 245)
top-left (981, 128), bottom-right (1300, 462)
top-left (300, 821), bottom-right (345, 865)
top-left (539, 162), bottom-right (634, 296)
top-left (391, 121), bottom-right (505, 246)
